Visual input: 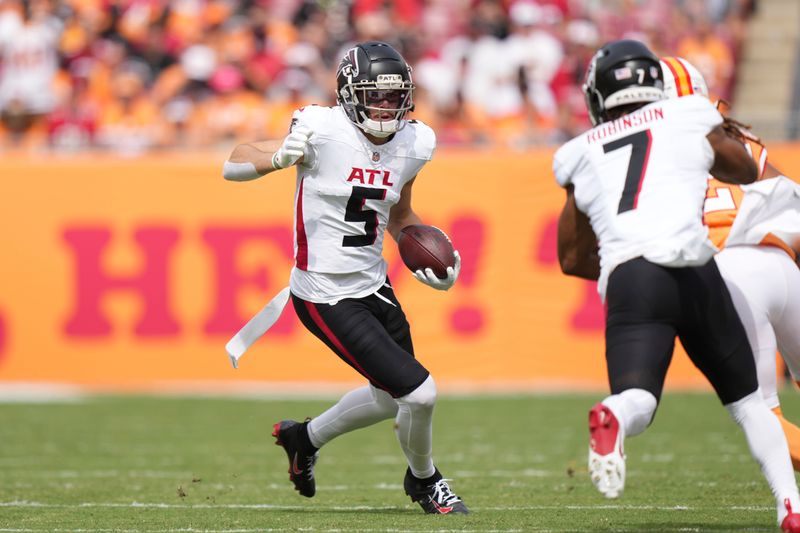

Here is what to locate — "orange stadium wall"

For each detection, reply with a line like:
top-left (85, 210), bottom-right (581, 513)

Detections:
top-left (2, 145), bottom-right (800, 393)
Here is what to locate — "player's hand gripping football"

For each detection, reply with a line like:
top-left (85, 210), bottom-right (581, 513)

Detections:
top-left (413, 250), bottom-right (461, 291)
top-left (272, 126), bottom-right (315, 169)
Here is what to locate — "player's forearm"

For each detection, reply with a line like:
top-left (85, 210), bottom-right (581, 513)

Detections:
top-left (559, 251), bottom-right (600, 280)
top-left (223, 142), bottom-right (281, 181)
top-left (557, 187), bottom-right (600, 279)
top-left (557, 231), bottom-right (600, 280)
top-left (387, 210), bottom-right (422, 242)
top-left (708, 126), bottom-right (758, 185)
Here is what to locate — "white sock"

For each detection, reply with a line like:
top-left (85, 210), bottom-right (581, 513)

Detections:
top-left (602, 388), bottom-right (657, 438)
top-left (726, 389), bottom-right (800, 524)
top-left (307, 385), bottom-right (398, 448)
top-left (395, 375), bottom-right (437, 479)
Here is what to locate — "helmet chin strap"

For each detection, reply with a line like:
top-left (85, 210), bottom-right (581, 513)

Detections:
top-left (361, 117), bottom-right (400, 137)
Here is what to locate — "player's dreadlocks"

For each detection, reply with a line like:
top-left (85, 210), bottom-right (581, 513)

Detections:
top-left (717, 99), bottom-right (764, 147)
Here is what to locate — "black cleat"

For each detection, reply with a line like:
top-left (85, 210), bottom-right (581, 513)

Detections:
top-left (403, 467), bottom-right (469, 514)
top-left (272, 419), bottom-right (319, 498)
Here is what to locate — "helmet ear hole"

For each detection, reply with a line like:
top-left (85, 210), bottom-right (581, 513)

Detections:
top-left (583, 68), bottom-right (604, 126)
top-left (589, 90), bottom-right (604, 126)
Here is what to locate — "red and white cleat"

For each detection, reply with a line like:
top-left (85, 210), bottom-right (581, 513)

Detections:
top-left (781, 499), bottom-right (800, 532)
top-left (588, 402), bottom-right (626, 499)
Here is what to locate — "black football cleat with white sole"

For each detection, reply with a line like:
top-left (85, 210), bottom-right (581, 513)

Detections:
top-left (403, 467), bottom-right (469, 514)
top-left (272, 419), bottom-right (319, 498)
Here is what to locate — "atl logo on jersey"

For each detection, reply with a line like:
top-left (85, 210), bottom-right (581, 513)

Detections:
top-left (346, 167), bottom-right (394, 186)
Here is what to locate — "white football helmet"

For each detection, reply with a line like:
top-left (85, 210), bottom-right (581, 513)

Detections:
top-left (659, 56), bottom-right (709, 99)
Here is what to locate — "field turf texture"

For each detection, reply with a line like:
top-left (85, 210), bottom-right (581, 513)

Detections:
top-left (2, 391), bottom-right (799, 532)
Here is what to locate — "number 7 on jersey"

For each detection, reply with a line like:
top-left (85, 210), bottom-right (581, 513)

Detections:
top-left (603, 130), bottom-right (653, 214)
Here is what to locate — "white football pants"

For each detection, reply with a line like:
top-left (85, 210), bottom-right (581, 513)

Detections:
top-left (716, 245), bottom-right (800, 409)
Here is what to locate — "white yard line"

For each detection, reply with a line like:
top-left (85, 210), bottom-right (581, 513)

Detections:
top-left (0, 527), bottom-right (532, 533)
top-left (0, 529), bottom-right (714, 533)
top-left (5, 470), bottom-right (194, 479)
top-left (0, 501), bottom-right (774, 512)
top-left (0, 529), bottom-right (527, 533)
top-left (0, 528), bottom-right (764, 533)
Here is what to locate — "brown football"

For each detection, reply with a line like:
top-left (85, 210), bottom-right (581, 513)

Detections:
top-left (398, 224), bottom-right (455, 279)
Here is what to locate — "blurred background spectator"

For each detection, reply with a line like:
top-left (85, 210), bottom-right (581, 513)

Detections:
top-left (0, 0), bottom-right (761, 153)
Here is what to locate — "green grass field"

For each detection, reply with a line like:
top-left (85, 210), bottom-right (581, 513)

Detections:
top-left (2, 391), bottom-right (799, 532)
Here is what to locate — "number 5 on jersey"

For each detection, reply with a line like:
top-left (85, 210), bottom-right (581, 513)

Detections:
top-left (343, 186), bottom-right (387, 247)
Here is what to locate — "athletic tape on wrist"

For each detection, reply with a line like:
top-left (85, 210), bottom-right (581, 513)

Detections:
top-left (223, 160), bottom-right (261, 180)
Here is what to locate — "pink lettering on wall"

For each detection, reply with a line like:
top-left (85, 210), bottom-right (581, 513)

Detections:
top-left (536, 217), bottom-right (558, 264)
top-left (448, 216), bottom-right (485, 335)
top-left (63, 226), bottom-right (181, 337)
top-left (0, 312), bottom-right (6, 362)
top-left (536, 216), bottom-right (604, 332)
top-left (386, 256), bottom-right (407, 286)
top-left (572, 280), bottom-right (605, 330)
top-left (202, 226), bottom-right (296, 336)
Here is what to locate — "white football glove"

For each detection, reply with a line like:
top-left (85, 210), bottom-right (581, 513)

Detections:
top-left (272, 126), bottom-right (314, 169)
top-left (413, 251), bottom-right (461, 291)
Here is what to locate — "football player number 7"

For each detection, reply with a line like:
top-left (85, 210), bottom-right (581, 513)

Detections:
top-left (603, 130), bottom-right (653, 214)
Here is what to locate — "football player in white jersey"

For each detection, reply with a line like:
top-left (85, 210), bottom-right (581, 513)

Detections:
top-left (0, 0), bottom-right (61, 142)
top-left (554, 39), bottom-right (800, 531)
top-left (661, 56), bottom-right (800, 471)
top-left (223, 41), bottom-right (467, 514)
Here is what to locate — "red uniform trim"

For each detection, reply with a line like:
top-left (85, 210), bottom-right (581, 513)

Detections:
top-left (295, 177), bottom-right (308, 270)
top-left (662, 57), bottom-right (694, 96)
top-left (302, 301), bottom-right (384, 387)
top-left (633, 129), bottom-right (653, 209)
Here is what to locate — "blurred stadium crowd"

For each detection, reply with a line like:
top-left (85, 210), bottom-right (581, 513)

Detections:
top-left (0, 0), bottom-right (755, 154)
